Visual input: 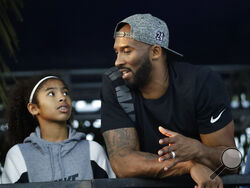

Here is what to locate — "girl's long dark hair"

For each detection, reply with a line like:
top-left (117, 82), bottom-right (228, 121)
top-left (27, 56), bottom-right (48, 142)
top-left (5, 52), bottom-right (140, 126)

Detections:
top-left (6, 74), bottom-right (72, 147)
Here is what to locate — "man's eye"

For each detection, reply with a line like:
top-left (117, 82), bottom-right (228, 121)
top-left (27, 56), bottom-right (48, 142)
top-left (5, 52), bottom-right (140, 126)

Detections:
top-left (113, 50), bottom-right (118, 56)
top-left (124, 50), bottom-right (131, 54)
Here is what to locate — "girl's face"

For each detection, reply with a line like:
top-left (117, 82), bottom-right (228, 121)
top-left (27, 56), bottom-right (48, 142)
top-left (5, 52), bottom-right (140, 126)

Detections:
top-left (34, 79), bottom-right (72, 124)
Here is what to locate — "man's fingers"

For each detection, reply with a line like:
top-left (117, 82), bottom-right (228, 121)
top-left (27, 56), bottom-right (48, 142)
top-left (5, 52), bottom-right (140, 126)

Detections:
top-left (164, 160), bottom-right (178, 170)
top-left (219, 183), bottom-right (223, 188)
top-left (217, 178), bottom-right (223, 188)
top-left (158, 153), bottom-right (172, 162)
top-left (158, 144), bottom-right (177, 156)
top-left (159, 137), bottom-right (173, 145)
top-left (196, 179), bottom-right (223, 188)
top-left (158, 126), bottom-right (177, 137)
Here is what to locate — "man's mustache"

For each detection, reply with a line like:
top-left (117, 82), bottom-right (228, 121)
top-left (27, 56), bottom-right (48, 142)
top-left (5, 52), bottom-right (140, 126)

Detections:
top-left (117, 65), bottom-right (132, 72)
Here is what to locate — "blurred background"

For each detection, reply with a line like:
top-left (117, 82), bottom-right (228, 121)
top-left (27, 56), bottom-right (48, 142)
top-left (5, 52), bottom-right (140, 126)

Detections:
top-left (0, 0), bottom-right (250, 176)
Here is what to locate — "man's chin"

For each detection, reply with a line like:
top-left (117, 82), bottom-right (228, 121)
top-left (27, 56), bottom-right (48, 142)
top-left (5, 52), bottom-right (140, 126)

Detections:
top-left (124, 79), bottom-right (136, 89)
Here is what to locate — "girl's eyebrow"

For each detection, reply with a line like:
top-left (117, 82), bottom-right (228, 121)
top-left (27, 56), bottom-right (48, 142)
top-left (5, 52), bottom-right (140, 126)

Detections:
top-left (45, 87), bottom-right (56, 91)
top-left (45, 86), bottom-right (68, 91)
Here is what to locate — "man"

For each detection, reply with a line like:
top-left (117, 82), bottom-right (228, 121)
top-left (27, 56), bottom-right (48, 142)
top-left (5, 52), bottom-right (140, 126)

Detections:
top-left (100, 13), bottom-right (236, 187)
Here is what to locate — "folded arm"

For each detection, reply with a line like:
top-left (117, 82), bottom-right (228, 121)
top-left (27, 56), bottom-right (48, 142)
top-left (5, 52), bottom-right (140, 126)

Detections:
top-left (103, 127), bottom-right (193, 178)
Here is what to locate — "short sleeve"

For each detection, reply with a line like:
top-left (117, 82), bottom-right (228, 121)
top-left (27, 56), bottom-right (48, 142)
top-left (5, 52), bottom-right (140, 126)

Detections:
top-left (195, 68), bottom-right (233, 134)
top-left (100, 72), bottom-right (135, 133)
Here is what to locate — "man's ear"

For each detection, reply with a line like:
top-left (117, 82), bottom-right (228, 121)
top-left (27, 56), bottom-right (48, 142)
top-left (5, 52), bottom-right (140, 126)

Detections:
top-left (150, 45), bottom-right (162, 60)
top-left (27, 103), bottom-right (39, 116)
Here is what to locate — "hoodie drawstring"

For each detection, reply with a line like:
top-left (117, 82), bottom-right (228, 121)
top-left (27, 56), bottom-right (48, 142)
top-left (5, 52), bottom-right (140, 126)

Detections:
top-left (58, 145), bottom-right (65, 179)
top-left (48, 146), bottom-right (55, 181)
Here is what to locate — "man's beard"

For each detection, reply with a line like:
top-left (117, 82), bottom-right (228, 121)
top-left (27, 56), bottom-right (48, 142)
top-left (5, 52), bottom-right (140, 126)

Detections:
top-left (124, 57), bottom-right (152, 90)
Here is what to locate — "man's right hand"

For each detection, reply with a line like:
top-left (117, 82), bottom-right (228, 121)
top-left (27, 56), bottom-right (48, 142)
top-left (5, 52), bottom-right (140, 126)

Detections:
top-left (190, 162), bottom-right (223, 188)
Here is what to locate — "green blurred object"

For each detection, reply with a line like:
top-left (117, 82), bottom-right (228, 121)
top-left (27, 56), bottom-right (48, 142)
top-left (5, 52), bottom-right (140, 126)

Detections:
top-left (0, 0), bottom-right (23, 106)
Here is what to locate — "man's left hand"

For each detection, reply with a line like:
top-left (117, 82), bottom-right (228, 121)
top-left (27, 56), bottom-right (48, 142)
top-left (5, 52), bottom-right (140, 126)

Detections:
top-left (158, 126), bottom-right (202, 169)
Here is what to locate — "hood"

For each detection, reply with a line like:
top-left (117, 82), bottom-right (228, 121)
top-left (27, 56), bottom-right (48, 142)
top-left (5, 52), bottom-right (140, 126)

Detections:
top-left (24, 126), bottom-right (86, 156)
top-left (23, 126), bottom-right (86, 181)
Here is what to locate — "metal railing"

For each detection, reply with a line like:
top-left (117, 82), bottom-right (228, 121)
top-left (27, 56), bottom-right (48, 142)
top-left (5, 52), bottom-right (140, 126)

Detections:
top-left (0, 174), bottom-right (249, 188)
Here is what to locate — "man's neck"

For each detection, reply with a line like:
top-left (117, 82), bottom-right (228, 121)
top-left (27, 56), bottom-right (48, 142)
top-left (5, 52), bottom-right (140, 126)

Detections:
top-left (140, 64), bottom-right (169, 99)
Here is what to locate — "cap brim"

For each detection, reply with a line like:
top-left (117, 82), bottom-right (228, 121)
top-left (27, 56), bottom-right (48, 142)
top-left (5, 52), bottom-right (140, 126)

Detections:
top-left (166, 48), bottom-right (183, 57)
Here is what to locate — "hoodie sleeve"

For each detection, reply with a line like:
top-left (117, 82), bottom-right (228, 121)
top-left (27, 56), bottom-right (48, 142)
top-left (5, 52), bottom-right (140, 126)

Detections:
top-left (1, 145), bottom-right (29, 183)
top-left (89, 141), bottom-right (116, 179)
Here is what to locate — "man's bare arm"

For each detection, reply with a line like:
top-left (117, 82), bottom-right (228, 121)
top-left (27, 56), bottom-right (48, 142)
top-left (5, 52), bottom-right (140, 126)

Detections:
top-left (103, 127), bottom-right (193, 178)
top-left (198, 120), bottom-right (236, 172)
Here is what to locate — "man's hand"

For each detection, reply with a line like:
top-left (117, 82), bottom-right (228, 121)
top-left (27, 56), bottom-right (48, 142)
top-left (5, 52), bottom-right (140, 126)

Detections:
top-left (158, 121), bottom-right (236, 172)
top-left (190, 163), bottom-right (223, 188)
top-left (158, 126), bottom-right (202, 169)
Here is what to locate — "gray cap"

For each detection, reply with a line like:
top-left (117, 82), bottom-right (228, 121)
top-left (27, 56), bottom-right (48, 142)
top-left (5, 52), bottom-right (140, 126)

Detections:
top-left (114, 13), bottom-right (183, 57)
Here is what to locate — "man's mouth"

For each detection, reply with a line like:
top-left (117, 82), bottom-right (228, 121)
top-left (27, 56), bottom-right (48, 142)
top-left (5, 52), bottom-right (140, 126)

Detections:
top-left (119, 68), bottom-right (132, 79)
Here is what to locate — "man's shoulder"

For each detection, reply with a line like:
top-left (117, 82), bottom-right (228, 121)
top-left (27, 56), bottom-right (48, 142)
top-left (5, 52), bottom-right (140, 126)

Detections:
top-left (170, 62), bottom-right (217, 84)
top-left (171, 62), bottom-right (212, 75)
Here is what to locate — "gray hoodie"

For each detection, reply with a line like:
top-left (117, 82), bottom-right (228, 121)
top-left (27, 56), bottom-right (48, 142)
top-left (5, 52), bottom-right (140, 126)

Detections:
top-left (1, 126), bottom-right (115, 183)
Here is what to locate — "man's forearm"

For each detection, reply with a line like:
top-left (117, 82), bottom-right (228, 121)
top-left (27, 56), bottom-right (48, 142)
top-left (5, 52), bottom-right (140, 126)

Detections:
top-left (195, 144), bottom-right (223, 170)
top-left (103, 128), bottom-right (193, 178)
top-left (196, 121), bottom-right (236, 172)
top-left (110, 149), bottom-right (193, 178)
top-left (196, 144), bottom-right (236, 173)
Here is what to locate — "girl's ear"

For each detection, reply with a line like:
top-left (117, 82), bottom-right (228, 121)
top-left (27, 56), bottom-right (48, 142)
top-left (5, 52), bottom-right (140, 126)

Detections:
top-left (27, 103), bottom-right (39, 116)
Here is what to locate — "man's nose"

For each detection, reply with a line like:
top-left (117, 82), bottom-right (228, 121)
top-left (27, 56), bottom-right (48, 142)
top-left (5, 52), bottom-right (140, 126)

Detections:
top-left (115, 54), bottom-right (125, 67)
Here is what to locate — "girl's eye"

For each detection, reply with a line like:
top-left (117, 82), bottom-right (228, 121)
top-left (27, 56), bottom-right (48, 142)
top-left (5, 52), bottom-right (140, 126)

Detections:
top-left (48, 92), bottom-right (54, 96)
top-left (63, 91), bottom-right (68, 96)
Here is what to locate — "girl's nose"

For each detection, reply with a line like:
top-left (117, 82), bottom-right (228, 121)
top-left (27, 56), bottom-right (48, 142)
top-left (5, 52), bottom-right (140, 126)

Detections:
top-left (59, 94), bottom-right (66, 102)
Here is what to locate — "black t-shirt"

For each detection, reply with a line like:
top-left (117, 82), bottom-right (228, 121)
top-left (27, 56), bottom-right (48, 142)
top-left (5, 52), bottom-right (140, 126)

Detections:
top-left (100, 62), bottom-right (232, 154)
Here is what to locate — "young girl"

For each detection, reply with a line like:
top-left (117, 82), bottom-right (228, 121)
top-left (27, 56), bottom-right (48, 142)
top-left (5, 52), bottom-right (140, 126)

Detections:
top-left (1, 75), bottom-right (115, 183)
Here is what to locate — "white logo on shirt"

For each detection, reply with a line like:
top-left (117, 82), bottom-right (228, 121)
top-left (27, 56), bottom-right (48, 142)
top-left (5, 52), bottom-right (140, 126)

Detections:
top-left (210, 109), bottom-right (226, 124)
